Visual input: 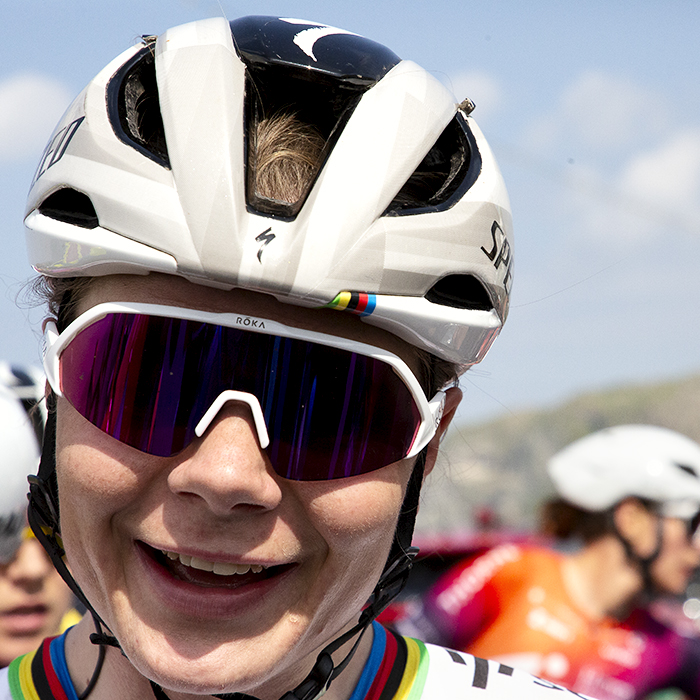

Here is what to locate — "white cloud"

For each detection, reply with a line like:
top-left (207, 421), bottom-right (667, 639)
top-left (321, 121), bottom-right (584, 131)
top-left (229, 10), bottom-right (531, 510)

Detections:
top-left (620, 129), bottom-right (700, 213)
top-left (443, 70), bottom-right (502, 121)
top-left (0, 73), bottom-right (73, 162)
top-left (515, 70), bottom-right (700, 245)
top-left (524, 70), bottom-right (668, 157)
top-left (578, 128), bottom-right (700, 240)
top-left (557, 129), bottom-right (700, 245)
top-left (560, 71), bottom-right (666, 149)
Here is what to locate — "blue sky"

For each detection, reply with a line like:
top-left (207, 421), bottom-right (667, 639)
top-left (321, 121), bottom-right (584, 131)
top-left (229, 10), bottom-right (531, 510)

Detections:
top-left (1, 1), bottom-right (699, 425)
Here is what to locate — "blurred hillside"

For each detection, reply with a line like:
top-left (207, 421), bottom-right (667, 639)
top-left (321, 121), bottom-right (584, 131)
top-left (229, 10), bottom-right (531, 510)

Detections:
top-left (415, 373), bottom-right (700, 535)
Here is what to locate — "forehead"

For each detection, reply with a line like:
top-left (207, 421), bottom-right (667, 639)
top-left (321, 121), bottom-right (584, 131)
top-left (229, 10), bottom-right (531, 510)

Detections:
top-left (77, 273), bottom-right (423, 371)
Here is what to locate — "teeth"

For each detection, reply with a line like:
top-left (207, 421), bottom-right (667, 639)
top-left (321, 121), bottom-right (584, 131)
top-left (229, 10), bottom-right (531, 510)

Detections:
top-left (190, 557), bottom-right (214, 572)
top-left (214, 562), bottom-right (247, 575)
top-left (162, 550), bottom-right (266, 576)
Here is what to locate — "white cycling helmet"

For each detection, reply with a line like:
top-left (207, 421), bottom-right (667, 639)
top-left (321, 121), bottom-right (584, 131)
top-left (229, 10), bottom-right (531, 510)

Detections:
top-left (0, 379), bottom-right (42, 563)
top-left (0, 362), bottom-right (47, 433)
top-left (548, 425), bottom-right (700, 519)
top-left (24, 15), bottom-right (512, 371)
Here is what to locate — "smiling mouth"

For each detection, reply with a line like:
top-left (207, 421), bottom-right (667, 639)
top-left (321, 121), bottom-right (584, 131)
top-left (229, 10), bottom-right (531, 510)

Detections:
top-left (141, 543), bottom-right (291, 588)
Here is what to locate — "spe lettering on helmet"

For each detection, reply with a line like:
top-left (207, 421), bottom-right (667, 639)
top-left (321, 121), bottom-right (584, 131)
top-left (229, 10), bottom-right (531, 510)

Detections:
top-left (482, 221), bottom-right (513, 293)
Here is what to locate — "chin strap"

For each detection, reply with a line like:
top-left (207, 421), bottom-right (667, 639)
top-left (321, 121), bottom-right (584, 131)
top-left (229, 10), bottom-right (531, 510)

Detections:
top-left (610, 509), bottom-right (664, 602)
top-left (27, 408), bottom-right (122, 699)
top-left (27, 471), bottom-right (115, 698)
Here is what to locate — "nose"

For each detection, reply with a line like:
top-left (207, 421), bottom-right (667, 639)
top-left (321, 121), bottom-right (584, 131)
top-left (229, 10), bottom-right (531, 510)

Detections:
top-left (7, 538), bottom-right (54, 592)
top-left (168, 399), bottom-right (282, 516)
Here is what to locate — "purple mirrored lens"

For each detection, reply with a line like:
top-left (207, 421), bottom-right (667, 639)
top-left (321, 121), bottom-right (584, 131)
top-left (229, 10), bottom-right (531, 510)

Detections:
top-left (59, 313), bottom-right (422, 479)
top-left (688, 510), bottom-right (700, 540)
top-left (0, 512), bottom-right (25, 565)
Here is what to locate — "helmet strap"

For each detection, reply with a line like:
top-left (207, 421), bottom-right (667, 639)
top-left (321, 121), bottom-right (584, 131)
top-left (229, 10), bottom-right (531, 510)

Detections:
top-left (27, 405), bottom-right (122, 697)
top-left (610, 508), bottom-right (664, 599)
top-left (389, 452), bottom-right (425, 561)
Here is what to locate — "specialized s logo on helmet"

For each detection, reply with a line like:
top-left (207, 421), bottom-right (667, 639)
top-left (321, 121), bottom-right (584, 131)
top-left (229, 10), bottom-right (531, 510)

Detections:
top-left (481, 221), bottom-right (513, 294)
top-left (255, 228), bottom-right (276, 262)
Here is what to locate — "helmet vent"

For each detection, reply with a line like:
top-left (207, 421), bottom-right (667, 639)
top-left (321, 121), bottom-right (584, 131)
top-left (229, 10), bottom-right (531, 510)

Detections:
top-left (108, 46), bottom-right (170, 168)
top-left (39, 189), bottom-right (98, 229)
top-left (384, 113), bottom-right (481, 215)
top-left (242, 64), bottom-right (365, 219)
top-left (425, 274), bottom-right (493, 311)
top-left (231, 16), bottom-right (382, 219)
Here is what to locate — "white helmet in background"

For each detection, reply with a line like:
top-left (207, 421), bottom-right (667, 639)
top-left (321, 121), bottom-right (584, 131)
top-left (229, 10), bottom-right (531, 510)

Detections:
top-left (0, 362), bottom-right (47, 433)
top-left (0, 379), bottom-right (42, 563)
top-left (548, 424), bottom-right (700, 519)
top-left (24, 15), bottom-right (512, 372)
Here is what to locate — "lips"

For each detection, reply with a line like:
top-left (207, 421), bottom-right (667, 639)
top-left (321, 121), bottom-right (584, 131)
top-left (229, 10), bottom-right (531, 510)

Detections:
top-left (1, 605), bottom-right (50, 635)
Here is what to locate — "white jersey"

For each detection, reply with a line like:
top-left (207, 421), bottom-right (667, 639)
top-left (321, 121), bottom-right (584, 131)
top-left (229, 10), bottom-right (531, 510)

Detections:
top-left (414, 643), bottom-right (592, 699)
top-left (0, 668), bottom-right (10, 700)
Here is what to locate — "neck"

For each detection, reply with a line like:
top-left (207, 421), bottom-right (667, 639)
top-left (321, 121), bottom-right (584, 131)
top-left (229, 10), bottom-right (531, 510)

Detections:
top-left (561, 536), bottom-right (644, 620)
top-left (63, 615), bottom-right (376, 700)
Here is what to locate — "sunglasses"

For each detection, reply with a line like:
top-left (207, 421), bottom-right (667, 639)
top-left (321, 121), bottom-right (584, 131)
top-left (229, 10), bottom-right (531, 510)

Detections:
top-left (43, 302), bottom-right (446, 481)
top-left (0, 520), bottom-right (35, 566)
top-left (687, 511), bottom-right (700, 542)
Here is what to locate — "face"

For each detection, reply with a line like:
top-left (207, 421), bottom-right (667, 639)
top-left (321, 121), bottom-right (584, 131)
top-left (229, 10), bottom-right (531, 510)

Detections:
top-left (0, 534), bottom-right (73, 667)
top-left (55, 274), bottom-right (453, 697)
top-left (650, 517), bottom-right (700, 596)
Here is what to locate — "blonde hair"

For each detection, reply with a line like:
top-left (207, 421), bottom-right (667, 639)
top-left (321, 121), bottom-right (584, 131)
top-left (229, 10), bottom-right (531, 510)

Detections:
top-left (250, 112), bottom-right (325, 204)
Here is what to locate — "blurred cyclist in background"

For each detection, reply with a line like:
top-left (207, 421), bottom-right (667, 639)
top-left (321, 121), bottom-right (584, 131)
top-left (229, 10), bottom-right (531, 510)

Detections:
top-left (406, 425), bottom-right (700, 700)
top-left (0, 366), bottom-right (78, 668)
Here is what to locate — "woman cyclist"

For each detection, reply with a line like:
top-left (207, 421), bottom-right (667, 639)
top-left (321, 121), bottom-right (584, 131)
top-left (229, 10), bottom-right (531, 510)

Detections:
top-left (0, 15), bottom-right (584, 700)
top-left (411, 424), bottom-right (700, 700)
top-left (0, 370), bottom-right (77, 668)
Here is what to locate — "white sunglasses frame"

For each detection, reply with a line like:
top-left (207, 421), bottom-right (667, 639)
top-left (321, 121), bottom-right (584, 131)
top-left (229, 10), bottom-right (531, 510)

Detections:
top-left (43, 301), bottom-right (446, 462)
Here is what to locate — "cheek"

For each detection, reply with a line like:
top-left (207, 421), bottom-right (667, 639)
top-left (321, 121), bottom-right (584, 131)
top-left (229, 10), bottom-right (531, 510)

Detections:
top-left (57, 403), bottom-right (143, 513)
top-left (293, 465), bottom-right (410, 628)
top-left (300, 462), bottom-right (410, 569)
top-left (55, 403), bottom-right (153, 581)
top-left (652, 522), bottom-right (698, 589)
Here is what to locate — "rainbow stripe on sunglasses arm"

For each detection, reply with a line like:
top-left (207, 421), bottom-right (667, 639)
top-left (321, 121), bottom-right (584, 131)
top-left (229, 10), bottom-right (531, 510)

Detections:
top-left (43, 302), bottom-right (445, 481)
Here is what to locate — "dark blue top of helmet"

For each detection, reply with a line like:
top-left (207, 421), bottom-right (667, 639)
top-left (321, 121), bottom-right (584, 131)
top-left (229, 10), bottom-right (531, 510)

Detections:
top-left (230, 16), bottom-right (401, 85)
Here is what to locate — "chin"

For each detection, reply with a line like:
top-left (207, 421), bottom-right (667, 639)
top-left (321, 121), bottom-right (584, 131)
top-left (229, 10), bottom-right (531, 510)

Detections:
top-left (123, 633), bottom-right (286, 697)
top-left (130, 656), bottom-right (249, 696)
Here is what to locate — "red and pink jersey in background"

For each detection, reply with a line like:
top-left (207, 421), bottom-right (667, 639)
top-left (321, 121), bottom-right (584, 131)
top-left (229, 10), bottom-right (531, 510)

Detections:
top-left (402, 544), bottom-right (700, 700)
